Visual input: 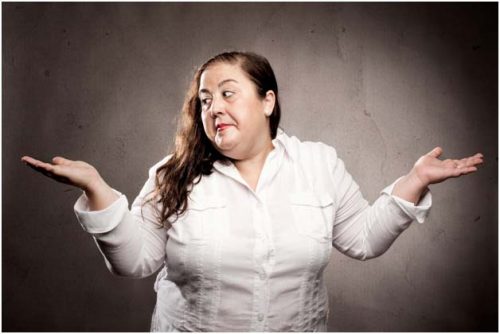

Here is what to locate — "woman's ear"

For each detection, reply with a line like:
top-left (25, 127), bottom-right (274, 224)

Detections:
top-left (263, 90), bottom-right (276, 117)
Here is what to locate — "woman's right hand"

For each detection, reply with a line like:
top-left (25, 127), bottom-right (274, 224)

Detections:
top-left (21, 156), bottom-right (103, 192)
top-left (21, 155), bottom-right (120, 210)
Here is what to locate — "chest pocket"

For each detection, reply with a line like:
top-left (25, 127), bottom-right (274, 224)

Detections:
top-left (181, 196), bottom-right (228, 243)
top-left (289, 192), bottom-right (334, 243)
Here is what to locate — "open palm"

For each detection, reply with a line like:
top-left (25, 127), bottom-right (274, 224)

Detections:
top-left (21, 156), bottom-right (101, 191)
top-left (412, 147), bottom-right (484, 187)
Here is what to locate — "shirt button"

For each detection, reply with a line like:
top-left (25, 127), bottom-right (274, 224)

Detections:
top-left (257, 313), bottom-right (264, 321)
top-left (259, 272), bottom-right (266, 280)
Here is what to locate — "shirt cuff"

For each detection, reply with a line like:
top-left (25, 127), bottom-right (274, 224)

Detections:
top-left (380, 176), bottom-right (432, 224)
top-left (73, 189), bottom-right (129, 234)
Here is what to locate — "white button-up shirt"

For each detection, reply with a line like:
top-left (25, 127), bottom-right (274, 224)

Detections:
top-left (74, 130), bottom-right (432, 332)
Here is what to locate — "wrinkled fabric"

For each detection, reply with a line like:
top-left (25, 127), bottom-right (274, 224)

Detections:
top-left (74, 130), bottom-right (432, 332)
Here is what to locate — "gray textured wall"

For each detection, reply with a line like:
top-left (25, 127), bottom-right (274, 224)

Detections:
top-left (3, 3), bottom-right (497, 331)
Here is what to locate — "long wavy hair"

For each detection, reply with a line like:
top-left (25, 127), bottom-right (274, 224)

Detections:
top-left (145, 51), bottom-right (281, 228)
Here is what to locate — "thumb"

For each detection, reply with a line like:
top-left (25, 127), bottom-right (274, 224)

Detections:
top-left (52, 156), bottom-right (71, 165)
top-left (427, 147), bottom-right (443, 158)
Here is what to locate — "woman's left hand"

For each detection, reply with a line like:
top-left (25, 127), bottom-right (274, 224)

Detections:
top-left (410, 147), bottom-right (484, 189)
top-left (392, 147), bottom-right (484, 204)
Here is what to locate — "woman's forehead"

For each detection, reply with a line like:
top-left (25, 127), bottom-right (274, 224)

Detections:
top-left (200, 63), bottom-right (246, 86)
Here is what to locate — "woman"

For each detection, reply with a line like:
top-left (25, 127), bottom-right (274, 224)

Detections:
top-left (21, 51), bottom-right (484, 331)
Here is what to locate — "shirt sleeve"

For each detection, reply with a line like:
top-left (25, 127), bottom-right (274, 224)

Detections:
top-left (73, 159), bottom-right (168, 278)
top-left (330, 150), bottom-right (432, 260)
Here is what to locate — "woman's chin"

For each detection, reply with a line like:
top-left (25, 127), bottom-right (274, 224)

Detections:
top-left (215, 141), bottom-right (235, 152)
top-left (213, 136), bottom-right (230, 148)
top-left (215, 132), bottom-right (235, 148)
top-left (215, 141), bottom-right (243, 160)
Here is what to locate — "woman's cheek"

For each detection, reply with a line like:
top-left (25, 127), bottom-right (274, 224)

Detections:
top-left (201, 115), bottom-right (214, 139)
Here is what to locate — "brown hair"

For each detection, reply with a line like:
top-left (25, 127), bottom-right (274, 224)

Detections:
top-left (145, 51), bottom-right (281, 228)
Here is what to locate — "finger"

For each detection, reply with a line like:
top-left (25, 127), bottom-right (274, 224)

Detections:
top-left (447, 165), bottom-right (473, 178)
top-left (21, 156), bottom-right (46, 166)
top-left (468, 156), bottom-right (481, 166)
top-left (463, 156), bottom-right (483, 167)
top-left (29, 163), bottom-right (72, 184)
top-left (453, 155), bottom-right (483, 169)
top-left (442, 159), bottom-right (456, 168)
top-left (459, 165), bottom-right (478, 174)
top-left (441, 162), bottom-right (478, 180)
top-left (26, 161), bottom-right (55, 174)
top-left (427, 147), bottom-right (443, 158)
top-left (474, 155), bottom-right (484, 164)
top-left (52, 156), bottom-right (72, 165)
top-left (458, 166), bottom-right (478, 176)
top-left (21, 156), bottom-right (31, 163)
top-left (454, 158), bottom-right (468, 168)
top-left (30, 159), bottom-right (53, 170)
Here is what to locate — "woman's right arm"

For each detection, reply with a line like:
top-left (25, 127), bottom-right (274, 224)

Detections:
top-left (21, 155), bottom-right (168, 278)
top-left (21, 155), bottom-right (119, 207)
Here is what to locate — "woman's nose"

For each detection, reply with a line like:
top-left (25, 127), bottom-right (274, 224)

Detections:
top-left (210, 96), bottom-right (225, 117)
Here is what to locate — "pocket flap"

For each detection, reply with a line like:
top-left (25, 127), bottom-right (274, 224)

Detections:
top-left (188, 195), bottom-right (227, 211)
top-left (289, 192), bottom-right (333, 208)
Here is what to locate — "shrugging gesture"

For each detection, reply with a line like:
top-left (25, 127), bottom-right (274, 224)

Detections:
top-left (20, 156), bottom-right (118, 210)
top-left (392, 147), bottom-right (484, 204)
top-left (18, 51), bottom-right (489, 332)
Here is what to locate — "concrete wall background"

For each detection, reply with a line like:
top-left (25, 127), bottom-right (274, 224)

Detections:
top-left (3, 3), bottom-right (497, 331)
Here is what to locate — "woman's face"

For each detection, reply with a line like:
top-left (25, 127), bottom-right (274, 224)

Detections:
top-left (199, 62), bottom-right (275, 160)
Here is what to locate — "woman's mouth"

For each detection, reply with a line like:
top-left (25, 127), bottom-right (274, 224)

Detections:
top-left (216, 124), bottom-right (232, 132)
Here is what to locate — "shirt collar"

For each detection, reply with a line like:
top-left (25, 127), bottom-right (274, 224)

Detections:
top-left (212, 127), bottom-right (296, 175)
top-left (273, 128), bottom-right (297, 162)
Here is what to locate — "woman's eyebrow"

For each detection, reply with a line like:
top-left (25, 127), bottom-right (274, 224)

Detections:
top-left (218, 79), bottom-right (239, 87)
top-left (199, 79), bottom-right (239, 94)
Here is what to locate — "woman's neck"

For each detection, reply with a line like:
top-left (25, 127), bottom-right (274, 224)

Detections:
top-left (233, 140), bottom-right (275, 192)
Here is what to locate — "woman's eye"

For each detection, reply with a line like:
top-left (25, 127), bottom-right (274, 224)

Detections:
top-left (201, 98), bottom-right (211, 106)
top-left (222, 91), bottom-right (234, 98)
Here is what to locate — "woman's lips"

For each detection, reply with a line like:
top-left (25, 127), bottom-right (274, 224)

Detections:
top-left (216, 124), bottom-right (232, 132)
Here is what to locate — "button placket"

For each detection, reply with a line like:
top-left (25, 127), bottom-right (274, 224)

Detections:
top-left (255, 283), bottom-right (268, 330)
top-left (251, 196), bottom-right (271, 331)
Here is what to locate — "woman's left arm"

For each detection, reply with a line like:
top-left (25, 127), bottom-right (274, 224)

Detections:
top-left (392, 147), bottom-right (484, 204)
top-left (329, 144), bottom-right (484, 261)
